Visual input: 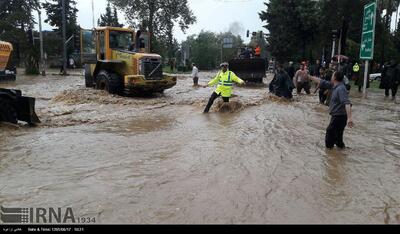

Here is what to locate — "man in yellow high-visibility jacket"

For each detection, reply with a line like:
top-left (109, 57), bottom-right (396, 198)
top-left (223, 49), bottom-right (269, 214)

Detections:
top-left (353, 63), bottom-right (360, 73)
top-left (203, 62), bottom-right (245, 113)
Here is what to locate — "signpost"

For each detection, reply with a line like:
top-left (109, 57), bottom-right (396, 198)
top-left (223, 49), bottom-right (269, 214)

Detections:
top-left (360, 1), bottom-right (377, 96)
top-left (221, 37), bottom-right (234, 63)
top-left (222, 37), bottom-right (234, 48)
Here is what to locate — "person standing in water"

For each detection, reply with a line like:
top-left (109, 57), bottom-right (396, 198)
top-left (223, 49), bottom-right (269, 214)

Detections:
top-left (294, 62), bottom-right (311, 94)
top-left (191, 63), bottom-right (199, 86)
top-left (309, 71), bottom-right (354, 149)
top-left (203, 62), bottom-right (245, 113)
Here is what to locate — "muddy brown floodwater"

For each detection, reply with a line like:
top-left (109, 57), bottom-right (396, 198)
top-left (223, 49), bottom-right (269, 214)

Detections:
top-left (0, 72), bottom-right (399, 224)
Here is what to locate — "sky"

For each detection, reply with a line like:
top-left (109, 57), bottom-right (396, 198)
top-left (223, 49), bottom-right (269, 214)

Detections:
top-left (34, 0), bottom-right (267, 43)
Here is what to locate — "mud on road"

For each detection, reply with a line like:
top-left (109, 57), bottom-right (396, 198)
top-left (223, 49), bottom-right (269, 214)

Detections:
top-left (0, 71), bottom-right (399, 224)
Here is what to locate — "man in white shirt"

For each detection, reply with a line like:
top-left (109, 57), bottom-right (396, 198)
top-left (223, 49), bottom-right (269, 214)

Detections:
top-left (191, 63), bottom-right (199, 86)
top-left (69, 57), bottom-right (75, 69)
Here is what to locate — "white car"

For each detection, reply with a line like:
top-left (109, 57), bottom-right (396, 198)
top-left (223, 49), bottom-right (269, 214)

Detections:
top-left (369, 73), bottom-right (381, 82)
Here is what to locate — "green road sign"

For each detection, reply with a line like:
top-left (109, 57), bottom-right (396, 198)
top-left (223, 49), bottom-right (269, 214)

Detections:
top-left (360, 1), bottom-right (377, 60)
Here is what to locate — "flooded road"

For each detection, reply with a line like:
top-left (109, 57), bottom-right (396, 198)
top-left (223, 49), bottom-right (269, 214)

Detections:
top-left (0, 71), bottom-right (399, 224)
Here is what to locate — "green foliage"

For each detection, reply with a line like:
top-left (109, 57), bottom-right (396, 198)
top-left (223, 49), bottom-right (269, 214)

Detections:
top-left (158, 0), bottom-right (197, 57)
top-left (260, 0), bottom-right (400, 64)
top-left (346, 39), bottom-right (360, 62)
top-left (318, 0), bottom-right (367, 48)
top-left (179, 31), bottom-right (245, 70)
top-left (180, 31), bottom-right (219, 70)
top-left (260, 0), bottom-right (319, 62)
top-left (0, 0), bottom-right (39, 66)
top-left (98, 1), bottom-right (123, 27)
top-left (43, 0), bottom-right (79, 37)
top-left (259, 0), bottom-right (295, 62)
top-left (43, 0), bottom-right (79, 58)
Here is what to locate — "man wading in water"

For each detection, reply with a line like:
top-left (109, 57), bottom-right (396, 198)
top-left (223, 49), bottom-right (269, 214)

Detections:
top-left (309, 71), bottom-right (354, 149)
top-left (203, 62), bottom-right (245, 113)
top-left (294, 62), bottom-right (311, 95)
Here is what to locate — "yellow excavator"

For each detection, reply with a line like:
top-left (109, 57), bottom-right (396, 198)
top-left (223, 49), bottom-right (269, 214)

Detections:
top-left (81, 27), bottom-right (177, 95)
top-left (0, 41), bottom-right (16, 80)
top-left (0, 41), bottom-right (40, 125)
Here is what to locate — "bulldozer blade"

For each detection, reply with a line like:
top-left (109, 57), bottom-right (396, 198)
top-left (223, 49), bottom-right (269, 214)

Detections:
top-left (15, 96), bottom-right (40, 124)
top-left (229, 58), bottom-right (266, 82)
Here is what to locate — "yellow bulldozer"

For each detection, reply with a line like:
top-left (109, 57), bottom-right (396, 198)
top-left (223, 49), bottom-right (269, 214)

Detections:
top-left (0, 41), bottom-right (16, 80)
top-left (0, 41), bottom-right (40, 125)
top-left (81, 27), bottom-right (177, 95)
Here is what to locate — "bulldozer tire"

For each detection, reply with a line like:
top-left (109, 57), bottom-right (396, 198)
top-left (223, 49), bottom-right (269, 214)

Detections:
top-left (85, 65), bottom-right (94, 88)
top-left (0, 97), bottom-right (18, 124)
top-left (96, 70), bottom-right (123, 95)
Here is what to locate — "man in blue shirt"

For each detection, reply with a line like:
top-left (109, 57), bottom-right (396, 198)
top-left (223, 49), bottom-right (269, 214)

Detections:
top-left (309, 71), bottom-right (354, 149)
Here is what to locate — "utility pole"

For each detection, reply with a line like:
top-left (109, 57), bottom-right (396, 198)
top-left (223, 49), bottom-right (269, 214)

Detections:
top-left (220, 40), bottom-right (223, 64)
top-left (338, 29), bottom-right (342, 71)
top-left (92, 0), bottom-right (95, 28)
top-left (61, 0), bottom-right (67, 75)
top-left (38, 10), bottom-right (46, 76)
top-left (396, 4), bottom-right (399, 31)
top-left (331, 30), bottom-right (337, 60)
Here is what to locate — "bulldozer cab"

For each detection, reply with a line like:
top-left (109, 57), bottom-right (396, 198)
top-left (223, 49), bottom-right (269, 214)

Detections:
top-left (81, 27), bottom-right (151, 64)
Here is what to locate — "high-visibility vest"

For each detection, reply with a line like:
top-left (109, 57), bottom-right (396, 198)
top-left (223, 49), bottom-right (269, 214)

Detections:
top-left (353, 63), bottom-right (360, 72)
top-left (208, 70), bottom-right (244, 97)
top-left (255, 47), bottom-right (261, 56)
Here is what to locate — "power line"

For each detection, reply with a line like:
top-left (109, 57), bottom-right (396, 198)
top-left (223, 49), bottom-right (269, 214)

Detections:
top-left (92, 0), bottom-right (95, 28)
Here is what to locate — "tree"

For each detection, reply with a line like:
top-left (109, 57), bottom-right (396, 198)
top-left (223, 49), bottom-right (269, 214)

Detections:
top-left (181, 31), bottom-right (220, 70)
top-left (260, 0), bottom-right (380, 63)
top-left (158, 0), bottom-right (196, 57)
top-left (260, 0), bottom-right (320, 62)
top-left (98, 1), bottom-right (123, 27)
top-left (0, 0), bottom-right (40, 73)
top-left (43, 0), bottom-right (79, 38)
top-left (375, 0), bottom-right (400, 63)
top-left (318, 0), bottom-right (370, 62)
top-left (43, 0), bottom-right (79, 59)
top-left (110, 0), bottom-right (196, 55)
top-left (112, 7), bottom-right (123, 27)
top-left (260, 0), bottom-right (291, 62)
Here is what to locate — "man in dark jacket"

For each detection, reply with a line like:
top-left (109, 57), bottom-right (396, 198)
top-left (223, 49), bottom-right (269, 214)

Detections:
top-left (380, 60), bottom-right (399, 100)
top-left (270, 63), bottom-right (294, 99)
